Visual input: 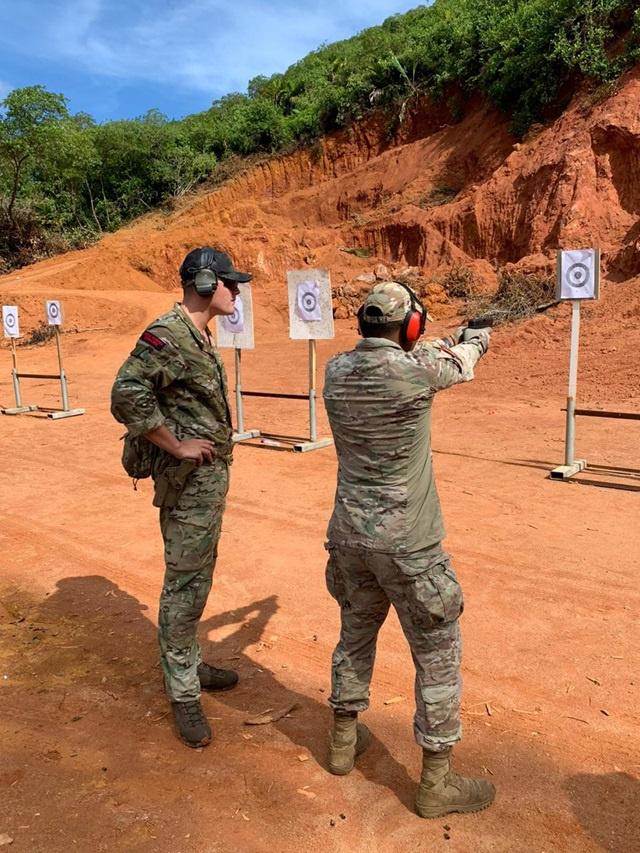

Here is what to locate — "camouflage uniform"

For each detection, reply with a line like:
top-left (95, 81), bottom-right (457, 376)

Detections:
top-left (111, 303), bottom-right (233, 702)
top-left (323, 286), bottom-right (489, 752)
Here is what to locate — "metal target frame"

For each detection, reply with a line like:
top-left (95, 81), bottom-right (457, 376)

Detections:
top-left (550, 248), bottom-right (638, 482)
top-left (239, 338), bottom-right (332, 452)
top-left (230, 348), bottom-right (261, 443)
top-left (218, 270), bottom-right (334, 453)
top-left (2, 301), bottom-right (85, 419)
top-left (215, 285), bottom-right (260, 443)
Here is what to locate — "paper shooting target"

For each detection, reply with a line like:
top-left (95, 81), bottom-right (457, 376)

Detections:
top-left (2, 305), bottom-right (20, 338)
top-left (557, 249), bottom-right (600, 300)
top-left (223, 296), bottom-right (245, 334)
top-left (215, 284), bottom-right (254, 349)
top-left (287, 269), bottom-right (335, 340)
top-left (297, 280), bottom-right (322, 322)
top-left (46, 300), bottom-right (63, 326)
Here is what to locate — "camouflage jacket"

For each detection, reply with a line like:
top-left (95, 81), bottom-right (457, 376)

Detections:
top-left (323, 334), bottom-right (488, 553)
top-left (111, 303), bottom-right (234, 464)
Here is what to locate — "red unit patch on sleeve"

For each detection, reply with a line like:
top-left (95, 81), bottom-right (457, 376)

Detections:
top-left (141, 331), bottom-right (166, 350)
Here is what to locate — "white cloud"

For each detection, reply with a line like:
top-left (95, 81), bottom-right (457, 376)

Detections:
top-left (0, 80), bottom-right (13, 100)
top-left (0, 0), bottom-right (420, 101)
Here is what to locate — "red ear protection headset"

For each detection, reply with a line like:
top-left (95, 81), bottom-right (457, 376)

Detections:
top-left (357, 282), bottom-right (427, 344)
top-left (398, 282), bottom-right (427, 344)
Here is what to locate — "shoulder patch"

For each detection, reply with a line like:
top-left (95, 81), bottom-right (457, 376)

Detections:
top-left (141, 331), bottom-right (166, 350)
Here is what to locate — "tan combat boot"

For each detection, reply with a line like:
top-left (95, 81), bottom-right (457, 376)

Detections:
top-left (415, 748), bottom-right (495, 818)
top-left (328, 714), bottom-right (371, 776)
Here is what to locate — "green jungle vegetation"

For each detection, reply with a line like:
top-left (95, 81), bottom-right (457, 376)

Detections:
top-left (1, 0), bottom-right (638, 272)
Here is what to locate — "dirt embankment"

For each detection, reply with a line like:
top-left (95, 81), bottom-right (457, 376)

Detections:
top-left (1, 66), bottom-right (640, 330)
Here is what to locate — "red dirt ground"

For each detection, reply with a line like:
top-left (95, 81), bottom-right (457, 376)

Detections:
top-left (1, 71), bottom-right (639, 853)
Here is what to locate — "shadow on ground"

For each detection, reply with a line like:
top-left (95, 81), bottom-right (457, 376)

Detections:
top-left (564, 772), bottom-right (640, 853)
top-left (1, 575), bottom-right (417, 812)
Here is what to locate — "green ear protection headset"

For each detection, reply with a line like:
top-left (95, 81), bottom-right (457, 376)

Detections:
top-left (189, 248), bottom-right (219, 297)
top-left (193, 267), bottom-right (219, 297)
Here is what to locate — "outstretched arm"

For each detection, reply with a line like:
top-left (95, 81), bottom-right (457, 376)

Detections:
top-left (411, 328), bottom-right (491, 391)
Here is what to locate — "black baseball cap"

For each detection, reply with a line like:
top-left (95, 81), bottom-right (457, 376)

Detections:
top-left (179, 246), bottom-right (252, 284)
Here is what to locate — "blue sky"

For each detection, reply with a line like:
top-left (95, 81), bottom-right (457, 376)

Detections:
top-left (0, 1), bottom-right (424, 123)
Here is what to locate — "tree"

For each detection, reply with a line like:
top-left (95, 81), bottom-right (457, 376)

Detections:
top-left (0, 85), bottom-right (69, 233)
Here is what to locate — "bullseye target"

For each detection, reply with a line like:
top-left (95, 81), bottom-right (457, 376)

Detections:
top-left (2, 305), bottom-right (20, 338)
top-left (302, 290), bottom-right (318, 313)
top-left (566, 263), bottom-right (589, 288)
top-left (287, 269), bottom-right (334, 340)
top-left (557, 249), bottom-right (600, 300)
top-left (215, 284), bottom-right (254, 349)
top-left (223, 296), bottom-right (244, 334)
top-left (296, 280), bottom-right (322, 322)
top-left (46, 300), bottom-right (63, 325)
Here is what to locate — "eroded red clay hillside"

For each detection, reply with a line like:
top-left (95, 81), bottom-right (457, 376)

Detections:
top-left (1, 65), bottom-right (640, 334)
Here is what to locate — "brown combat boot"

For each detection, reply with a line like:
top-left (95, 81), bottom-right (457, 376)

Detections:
top-left (328, 713), bottom-right (371, 776)
top-left (415, 748), bottom-right (495, 818)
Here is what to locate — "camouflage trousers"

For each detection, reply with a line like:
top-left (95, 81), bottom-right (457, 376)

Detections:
top-left (158, 459), bottom-right (229, 703)
top-left (325, 542), bottom-right (463, 752)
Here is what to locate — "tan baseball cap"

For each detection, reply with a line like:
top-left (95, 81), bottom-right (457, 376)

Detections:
top-left (361, 281), bottom-right (432, 323)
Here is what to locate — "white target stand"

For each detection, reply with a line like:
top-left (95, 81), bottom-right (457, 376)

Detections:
top-left (229, 270), bottom-right (334, 453)
top-left (231, 348), bottom-right (261, 442)
top-left (550, 249), bottom-right (599, 480)
top-left (215, 283), bottom-right (260, 442)
top-left (1, 301), bottom-right (85, 419)
top-left (283, 269), bottom-right (333, 452)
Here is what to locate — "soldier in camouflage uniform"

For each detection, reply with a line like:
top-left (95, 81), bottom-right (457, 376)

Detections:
top-left (322, 281), bottom-right (496, 818)
top-left (111, 247), bottom-right (251, 748)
